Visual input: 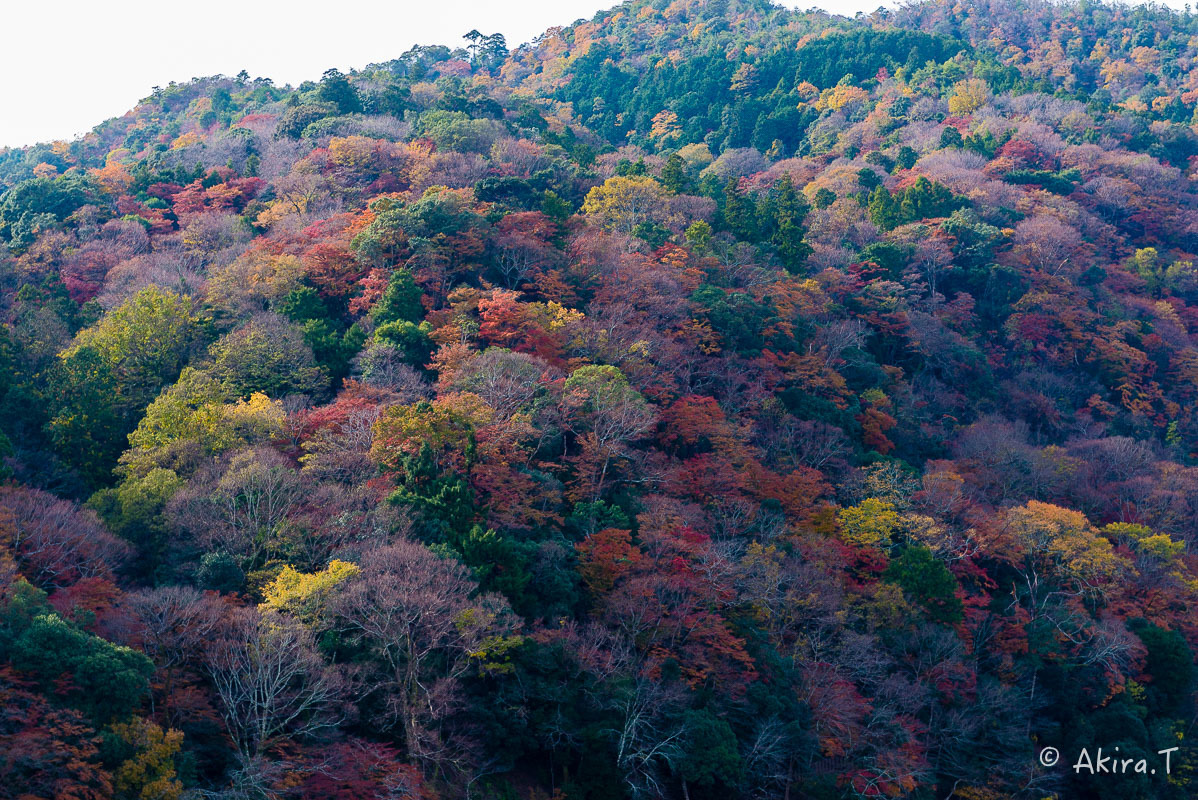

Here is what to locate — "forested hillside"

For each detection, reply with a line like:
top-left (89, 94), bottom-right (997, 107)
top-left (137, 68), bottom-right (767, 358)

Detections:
top-left (3, 0), bottom-right (1198, 797)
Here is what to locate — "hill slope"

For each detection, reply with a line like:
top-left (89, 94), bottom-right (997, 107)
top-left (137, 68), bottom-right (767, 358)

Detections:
top-left (1, 1), bottom-right (1198, 798)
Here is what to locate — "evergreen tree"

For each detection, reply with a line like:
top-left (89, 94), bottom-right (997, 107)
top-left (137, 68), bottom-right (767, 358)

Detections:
top-left (939, 125), bottom-right (963, 149)
top-left (389, 442), bottom-right (476, 544)
top-left (721, 178), bottom-right (757, 241)
top-left (316, 68), bottom-right (361, 115)
top-left (660, 153), bottom-right (691, 194)
top-left (761, 175), bottom-right (811, 273)
top-left (373, 268), bottom-right (424, 325)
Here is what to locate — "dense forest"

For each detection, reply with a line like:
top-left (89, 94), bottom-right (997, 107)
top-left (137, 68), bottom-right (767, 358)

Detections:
top-left (3, 0), bottom-right (1198, 797)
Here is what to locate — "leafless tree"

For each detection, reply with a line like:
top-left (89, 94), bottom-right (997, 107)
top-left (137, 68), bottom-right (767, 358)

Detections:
top-left (1009, 215), bottom-right (1084, 277)
top-left (740, 717), bottom-right (794, 799)
top-left (126, 585), bottom-right (226, 672)
top-left (0, 486), bottom-right (128, 589)
top-left (354, 343), bottom-right (435, 400)
top-left (204, 606), bottom-right (346, 761)
top-left (280, 482), bottom-right (406, 569)
top-left (168, 448), bottom-right (301, 568)
top-left (331, 540), bottom-right (515, 781)
top-left (451, 347), bottom-right (558, 419)
top-left (180, 212), bottom-right (252, 269)
top-left (124, 585), bottom-right (227, 722)
top-left (608, 676), bottom-right (689, 799)
top-left (490, 213), bottom-right (562, 290)
top-left (299, 407), bottom-right (383, 484)
top-left (701, 147), bottom-right (767, 182)
top-left (755, 406), bottom-right (849, 474)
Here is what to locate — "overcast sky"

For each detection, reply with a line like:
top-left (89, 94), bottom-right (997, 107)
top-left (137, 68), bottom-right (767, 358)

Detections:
top-left (0, 0), bottom-right (1188, 149)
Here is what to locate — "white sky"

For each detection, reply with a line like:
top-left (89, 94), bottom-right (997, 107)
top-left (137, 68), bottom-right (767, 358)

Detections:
top-left (0, 0), bottom-right (1188, 149)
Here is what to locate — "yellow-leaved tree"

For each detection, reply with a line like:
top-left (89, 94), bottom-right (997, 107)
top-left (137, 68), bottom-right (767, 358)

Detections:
top-left (1002, 501), bottom-right (1126, 602)
top-left (120, 367), bottom-right (285, 478)
top-left (837, 498), bottom-right (900, 548)
top-left (581, 175), bottom-right (666, 236)
top-left (109, 718), bottom-right (185, 800)
top-left (947, 78), bottom-right (992, 115)
top-left (263, 559), bottom-right (361, 628)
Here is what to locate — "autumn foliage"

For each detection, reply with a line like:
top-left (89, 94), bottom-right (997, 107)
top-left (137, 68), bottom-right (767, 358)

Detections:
top-left (2, 1), bottom-right (1198, 798)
